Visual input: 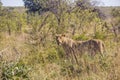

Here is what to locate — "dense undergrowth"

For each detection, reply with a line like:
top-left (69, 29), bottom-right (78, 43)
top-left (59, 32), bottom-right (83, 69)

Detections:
top-left (0, 3), bottom-right (120, 80)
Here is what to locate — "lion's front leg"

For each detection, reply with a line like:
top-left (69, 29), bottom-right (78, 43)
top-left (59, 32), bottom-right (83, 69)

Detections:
top-left (70, 48), bottom-right (79, 65)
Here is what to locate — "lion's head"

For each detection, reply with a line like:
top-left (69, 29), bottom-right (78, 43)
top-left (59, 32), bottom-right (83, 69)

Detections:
top-left (55, 34), bottom-right (66, 45)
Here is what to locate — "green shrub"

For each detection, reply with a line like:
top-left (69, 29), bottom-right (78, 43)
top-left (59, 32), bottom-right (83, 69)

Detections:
top-left (56, 46), bottom-right (65, 59)
top-left (1, 61), bottom-right (31, 80)
top-left (45, 47), bottom-right (58, 63)
top-left (93, 32), bottom-right (106, 40)
top-left (73, 34), bottom-right (89, 40)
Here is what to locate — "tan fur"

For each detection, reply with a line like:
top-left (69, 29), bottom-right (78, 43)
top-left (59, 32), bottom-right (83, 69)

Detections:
top-left (56, 34), bottom-right (105, 57)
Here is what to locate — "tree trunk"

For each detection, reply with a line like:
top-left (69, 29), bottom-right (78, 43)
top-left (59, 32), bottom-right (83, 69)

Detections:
top-left (7, 26), bottom-right (11, 36)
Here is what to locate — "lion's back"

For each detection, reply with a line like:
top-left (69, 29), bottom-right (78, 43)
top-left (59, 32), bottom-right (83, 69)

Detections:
top-left (74, 39), bottom-right (105, 55)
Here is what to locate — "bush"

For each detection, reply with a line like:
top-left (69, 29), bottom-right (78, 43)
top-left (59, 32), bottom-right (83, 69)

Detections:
top-left (93, 32), bottom-right (106, 40)
top-left (73, 34), bottom-right (89, 40)
top-left (1, 60), bottom-right (31, 80)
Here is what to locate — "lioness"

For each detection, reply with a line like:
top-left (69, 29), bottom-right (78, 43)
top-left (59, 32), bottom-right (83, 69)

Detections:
top-left (56, 34), bottom-right (105, 63)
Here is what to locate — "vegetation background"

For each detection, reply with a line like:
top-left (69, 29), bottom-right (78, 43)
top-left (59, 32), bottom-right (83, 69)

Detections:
top-left (0, 0), bottom-right (120, 80)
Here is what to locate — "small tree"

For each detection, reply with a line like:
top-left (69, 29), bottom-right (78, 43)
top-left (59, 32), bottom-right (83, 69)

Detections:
top-left (0, 0), bottom-right (2, 11)
top-left (111, 8), bottom-right (120, 38)
top-left (23, 0), bottom-right (71, 33)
